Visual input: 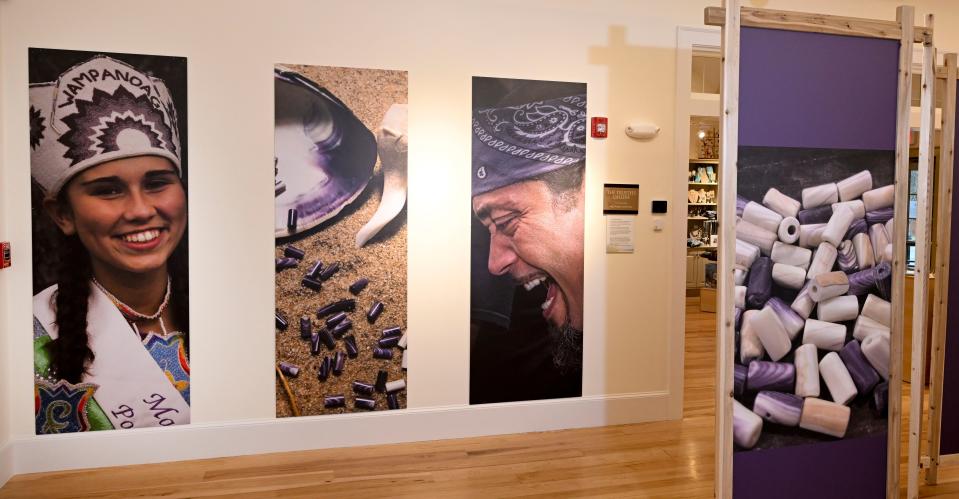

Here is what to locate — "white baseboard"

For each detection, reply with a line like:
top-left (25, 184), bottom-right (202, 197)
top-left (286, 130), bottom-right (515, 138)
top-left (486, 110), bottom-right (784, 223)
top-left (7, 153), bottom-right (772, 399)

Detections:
top-left (0, 440), bottom-right (13, 488)
top-left (11, 390), bottom-right (669, 476)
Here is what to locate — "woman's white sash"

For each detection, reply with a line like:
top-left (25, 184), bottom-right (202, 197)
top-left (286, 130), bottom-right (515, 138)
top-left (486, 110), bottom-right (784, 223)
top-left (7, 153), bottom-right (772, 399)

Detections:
top-left (34, 283), bottom-right (190, 429)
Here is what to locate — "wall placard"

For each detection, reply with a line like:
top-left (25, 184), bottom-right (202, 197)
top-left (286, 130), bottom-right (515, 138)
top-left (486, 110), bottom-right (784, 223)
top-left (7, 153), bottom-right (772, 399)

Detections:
top-left (603, 183), bottom-right (639, 215)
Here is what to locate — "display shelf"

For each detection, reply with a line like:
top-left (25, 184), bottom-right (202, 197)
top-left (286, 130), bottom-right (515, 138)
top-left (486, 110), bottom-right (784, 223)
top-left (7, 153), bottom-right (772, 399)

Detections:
top-left (689, 203), bottom-right (717, 206)
top-left (687, 246), bottom-right (717, 251)
top-left (689, 158), bottom-right (720, 164)
top-left (689, 181), bottom-right (718, 186)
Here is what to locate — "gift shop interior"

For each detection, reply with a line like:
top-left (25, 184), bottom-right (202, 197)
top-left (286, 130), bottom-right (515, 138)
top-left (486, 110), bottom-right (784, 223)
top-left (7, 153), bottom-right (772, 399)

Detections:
top-left (5, 1), bottom-right (959, 498)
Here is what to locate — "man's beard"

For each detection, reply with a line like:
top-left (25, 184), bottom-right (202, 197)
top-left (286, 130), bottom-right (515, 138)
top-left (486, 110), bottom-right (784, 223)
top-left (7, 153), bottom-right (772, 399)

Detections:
top-left (548, 321), bottom-right (583, 373)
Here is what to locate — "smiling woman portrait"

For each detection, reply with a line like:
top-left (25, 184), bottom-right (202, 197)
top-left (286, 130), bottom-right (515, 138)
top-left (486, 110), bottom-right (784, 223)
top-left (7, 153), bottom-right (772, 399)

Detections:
top-left (29, 50), bottom-right (190, 434)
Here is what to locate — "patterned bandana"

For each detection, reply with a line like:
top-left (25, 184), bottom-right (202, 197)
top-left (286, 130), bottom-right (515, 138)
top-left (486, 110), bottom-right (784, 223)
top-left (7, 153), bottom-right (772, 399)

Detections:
top-left (30, 55), bottom-right (181, 196)
top-left (471, 94), bottom-right (586, 197)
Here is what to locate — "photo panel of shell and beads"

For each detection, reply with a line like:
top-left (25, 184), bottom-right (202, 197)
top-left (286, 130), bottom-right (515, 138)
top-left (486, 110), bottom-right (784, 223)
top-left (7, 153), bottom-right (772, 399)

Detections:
top-left (274, 64), bottom-right (408, 416)
top-left (733, 146), bottom-right (895, 451)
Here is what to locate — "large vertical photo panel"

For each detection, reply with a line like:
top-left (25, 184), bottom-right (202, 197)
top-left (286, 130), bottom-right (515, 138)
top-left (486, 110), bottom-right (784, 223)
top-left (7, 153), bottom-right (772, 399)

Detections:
top-left (274, 65), bottom-right (408, 415)
top-left (30, 48), bottom-right (190, 433)
top-left (470, 77), bottom-right (586, 404)
top-left (731, 28), bottom-right (900, 498)
top-left (937, 83), bottom-right (959, 455)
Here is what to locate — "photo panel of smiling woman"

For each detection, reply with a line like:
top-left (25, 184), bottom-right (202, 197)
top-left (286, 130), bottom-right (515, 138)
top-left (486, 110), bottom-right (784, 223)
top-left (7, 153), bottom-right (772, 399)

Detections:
top-left (470, 77), bottom-right (586, 404)
top-left (29, 48), bottom-right (190, 434)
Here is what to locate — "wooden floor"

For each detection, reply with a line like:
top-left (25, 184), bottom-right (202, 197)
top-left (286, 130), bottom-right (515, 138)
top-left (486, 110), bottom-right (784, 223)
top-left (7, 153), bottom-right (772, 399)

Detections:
top-left (2, 298), bottom-right (959, 498)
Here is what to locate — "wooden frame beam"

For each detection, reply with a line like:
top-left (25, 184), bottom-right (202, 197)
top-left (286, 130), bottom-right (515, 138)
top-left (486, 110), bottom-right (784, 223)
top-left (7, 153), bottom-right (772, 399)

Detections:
top-left (907, 13), bottom-right (936, 499)
top-left (715, 1), bottom-right (740, 498)
top-left (890, 5), bottom-right (915, 497)
top-left (926, 52), bottom-right (958, 485)
top-left (704, 6), bottom-right (931, 44)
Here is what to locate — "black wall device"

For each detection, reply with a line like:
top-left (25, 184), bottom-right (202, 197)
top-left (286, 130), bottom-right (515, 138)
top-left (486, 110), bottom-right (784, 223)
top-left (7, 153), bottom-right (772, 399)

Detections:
top-left (651, 200), bottom-right (668, 214)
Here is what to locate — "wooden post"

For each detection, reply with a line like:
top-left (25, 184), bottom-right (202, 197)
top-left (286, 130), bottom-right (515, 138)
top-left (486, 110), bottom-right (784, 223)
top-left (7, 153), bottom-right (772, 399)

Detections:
top-left (907, 13), bottom-right (936, 499)
top-left (716, 1), bottom-right (740, 498)
top-left (927, 52), bottom-right (958, 485)
top-left (891, 5), bottom-right (915, 497)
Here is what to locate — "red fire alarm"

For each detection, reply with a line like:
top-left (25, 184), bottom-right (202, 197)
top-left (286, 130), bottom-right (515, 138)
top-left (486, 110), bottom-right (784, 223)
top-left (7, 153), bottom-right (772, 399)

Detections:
top-left (591, 117), bottom-right (608, 138)
top-left (1, 242), bottom-right (10, 269)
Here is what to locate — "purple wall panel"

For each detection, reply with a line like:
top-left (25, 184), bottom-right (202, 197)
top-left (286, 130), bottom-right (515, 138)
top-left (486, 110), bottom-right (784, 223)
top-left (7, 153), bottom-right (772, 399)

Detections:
top-left (739, 27), bottom-right (899, 150)
top-left (734, 26), bottom-right (898, 498)
top-left (733, 436), bottom-right (887, 499)
top-left (938, 84), bottom-right (959, 456)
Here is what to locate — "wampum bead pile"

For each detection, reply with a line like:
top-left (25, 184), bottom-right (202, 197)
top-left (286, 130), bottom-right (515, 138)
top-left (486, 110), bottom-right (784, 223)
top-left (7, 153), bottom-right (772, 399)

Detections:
top-left (276, 244), bottom-right (408, 411)
top-left (733, 170), bottom-right (893, 450)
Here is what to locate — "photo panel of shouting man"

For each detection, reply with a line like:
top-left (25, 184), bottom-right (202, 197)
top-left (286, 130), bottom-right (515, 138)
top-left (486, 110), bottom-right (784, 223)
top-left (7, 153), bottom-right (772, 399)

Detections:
top-left (29, 48), bottom-right (190, 433)
top-left (470, 77), bottom-right (586, 404)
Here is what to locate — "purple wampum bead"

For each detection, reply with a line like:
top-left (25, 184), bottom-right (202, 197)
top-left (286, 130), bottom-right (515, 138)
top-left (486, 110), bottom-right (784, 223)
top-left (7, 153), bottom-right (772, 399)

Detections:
top-left (283, 245), bottom-right (305, 260)
top-left (379, 336), bottom-right (400, 348)
top-left (387, 392), bottom-right (399, 410)
top-left (306, 260), bottom-right (323, 278)
top-left (837, 240), bottom-right (858, 273)
top-left (349, 278), bottom-right (369, 295)
top-left (373, 347), bottom-right (393, 360)
top-left (352, 381), bottom-right (374, 396)
top-left (317, 299), bottom-right (356, 318)
top-left (317, 356), bottom-right (331, 381)
top-left (278, 361), bottom-right (300, 378)
top-left (326, 311), bottom-right (347, 328)
top-left (765, 297), bottom-right (803, 336)
top-left (840, 339), bottom-right (880, 394)
top-left (848, 262), bottom-right (892, 296)
top-left (844, 218), bottom-right (868, 240)
top-left (324, 395), bottom-right (345, 408)
top-left (382, 327), bottom-right (403, 338)
top-left (746, 257), bottom-right (773, 309)
top-left (318, 328), bottom-right (335, 350)
top-left (734, 364), bottom-right (747, 397)
top-left (746, 360), bottom-right (795, 393)
top-left (344, 334), bottom-right (359, 358)
top-left (872, 381), bottom-right (889, 417)
top-left (865, 207), bottom-right (894, 225)
top-left (753, 391), bottom-right (803, 426)
top-left (367, 301), bottom-right (384, 323)
top-left (333, 352), bottom-right (346, 375)
top-left (355, 397), bottom-right (375, 410)
top-left (319, 261), bottom-right (340, 281)
top-left (275, 312), bottom-right (288, 331)
top-left (797, 205), bottom-right (832, 225)
top-left (299, 316), bottom-right (312, 340)
top-left (332, 319), bottom-right (353, 338)
top-left (275, 257), bottom-right (298, 271)
top-left (736, 195), bottom-right (749, 218)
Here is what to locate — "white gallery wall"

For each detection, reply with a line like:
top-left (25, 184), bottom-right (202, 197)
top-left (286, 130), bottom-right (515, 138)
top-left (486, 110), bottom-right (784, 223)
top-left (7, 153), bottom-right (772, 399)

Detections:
top-left (1, 0), bottom-right (957, 484)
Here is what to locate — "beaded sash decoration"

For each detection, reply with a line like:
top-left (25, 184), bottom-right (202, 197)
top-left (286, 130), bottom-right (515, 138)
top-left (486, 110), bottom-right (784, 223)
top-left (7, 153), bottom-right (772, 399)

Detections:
top-left (34, 378), bottom-right (97, 434)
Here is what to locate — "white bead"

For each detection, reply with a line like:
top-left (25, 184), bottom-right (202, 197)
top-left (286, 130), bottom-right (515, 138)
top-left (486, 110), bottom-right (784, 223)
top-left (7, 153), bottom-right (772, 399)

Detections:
top-left (862, 185), bottom-right (894, 211)
top-left (735, 286), bottom-right (746, 309)
top-left (385, 379), bottom-right (406, 393)
top-left (736, 239), bottom-right (761, 271)
top-left (743, 201), bottom-right (785, 234)
top-left (861, 331), bottom-right (890, 380)
top-left (836, 170), bottom-right (873, 202)
top-left (740, 310), bottom-right (764, 364)
top-left (817, 295), bottom-right (859, 323)
top-left (778, 217), bottom-right (801, 245)
top-left (398, 333), bottom-right (408, 349)
top-left (802, 319), bottom-right (846, 352)
top-left (861, 295), bottom-right (891, 327)
top-left (737, 220), bottom-right (777, 255)
top-left (809, 271), bottom-right (850, 302)
top-left (800, 398), bottom-right (851, 438)
top-left (751, 306), bottom-right (792, 362)
top-left (799, 223), bottom-right (827, 249)
top-left (853, 315), bottom-right (890, 342)
top-left (869, 224), bottom-right (889, 263)
top-left (733, 399), bottom-right (763, 449)
top-left (791, 281), bottom-right (816, 320)
top-left (794, 343), bottom-right (821, 398)
top-left (763, 188), bottom-right (801, 218)
top-left (852, 232), bottom-right (875, 270)
top-left (734, 268), bottom-right (748, 286)
top-left (821, 204), bottom-right (855, 247)
top-left (831, 200), bottom-right (866, 220)
top-left (802, 183), bottom-right (839, 210)
top-left (772, 263), bottom-right (805, 290)
top-left (771, 242), bottom-right (812, 271)
top-left (819, 352), bottom-right (858, 405)
top-left (806, 242), bottom-right (838, 281)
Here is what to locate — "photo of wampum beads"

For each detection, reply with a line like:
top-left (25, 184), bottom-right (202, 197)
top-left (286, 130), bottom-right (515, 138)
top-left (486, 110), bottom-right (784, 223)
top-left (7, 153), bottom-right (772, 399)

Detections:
top-left (733, 146), bottom-right (895, 451)
top-left (274, 64), bottom-right (408, 416)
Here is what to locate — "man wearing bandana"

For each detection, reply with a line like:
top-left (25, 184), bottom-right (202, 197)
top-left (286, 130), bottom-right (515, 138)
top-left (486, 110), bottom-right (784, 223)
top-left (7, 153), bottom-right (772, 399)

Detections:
top-left (469, 78), bottom-right (586, 404)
